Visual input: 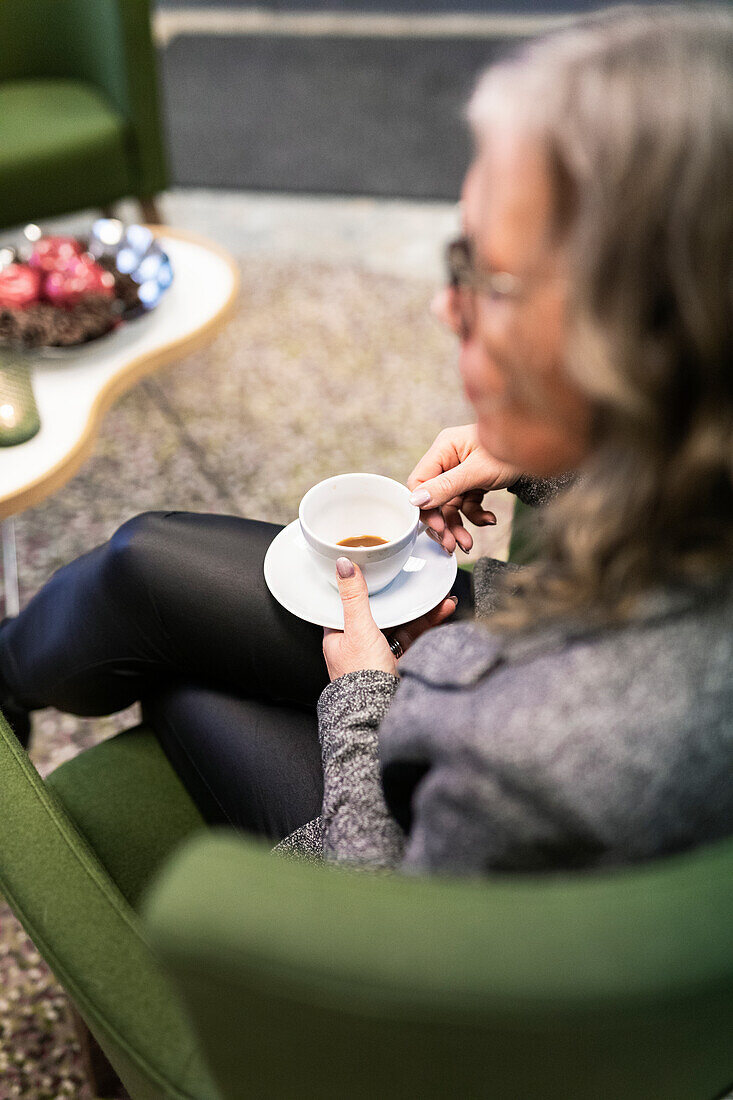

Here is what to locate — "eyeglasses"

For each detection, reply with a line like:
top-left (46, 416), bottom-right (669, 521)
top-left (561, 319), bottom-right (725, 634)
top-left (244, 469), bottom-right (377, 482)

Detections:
top-left (444, 235), bottom-right (524, 340)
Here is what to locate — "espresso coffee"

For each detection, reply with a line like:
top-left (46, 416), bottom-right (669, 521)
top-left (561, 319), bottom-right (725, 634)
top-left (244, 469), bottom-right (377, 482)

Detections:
top-left (337, 535), bottom-right (389, 548)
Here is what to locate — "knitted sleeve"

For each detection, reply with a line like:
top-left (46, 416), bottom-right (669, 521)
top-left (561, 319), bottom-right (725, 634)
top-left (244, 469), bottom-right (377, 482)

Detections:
top-left (507, 472), bottom-right (574, 507)
top-left (316, 669), bottom-right (404, 869)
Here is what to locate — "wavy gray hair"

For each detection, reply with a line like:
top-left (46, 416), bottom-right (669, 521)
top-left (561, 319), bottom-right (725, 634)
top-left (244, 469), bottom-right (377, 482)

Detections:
top-left (469, 4), bottom-right (733, 626)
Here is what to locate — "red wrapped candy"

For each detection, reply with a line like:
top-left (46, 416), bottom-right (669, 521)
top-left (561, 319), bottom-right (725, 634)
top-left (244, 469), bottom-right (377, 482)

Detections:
top-left (44, 255), bottom-right (115, 309)
top-left (0, 263), bottom-right (42, 309)
top-left (29, 235), bottom-right (84, 275)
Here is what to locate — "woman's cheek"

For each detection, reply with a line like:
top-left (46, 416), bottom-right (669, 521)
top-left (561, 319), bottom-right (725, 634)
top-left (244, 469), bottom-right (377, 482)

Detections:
top-left (458, 338), bottom-right (506, 405)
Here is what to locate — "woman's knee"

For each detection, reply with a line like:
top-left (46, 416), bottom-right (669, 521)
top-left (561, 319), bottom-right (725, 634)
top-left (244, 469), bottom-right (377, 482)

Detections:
top-left (102, 510), bottom-right (284, 624)
top-left (104, 511), bottom-right (183, 591)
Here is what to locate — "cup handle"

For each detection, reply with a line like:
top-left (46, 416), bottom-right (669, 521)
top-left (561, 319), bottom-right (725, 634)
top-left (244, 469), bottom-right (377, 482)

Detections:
top-left (417, 520), bottom-right (427, 535)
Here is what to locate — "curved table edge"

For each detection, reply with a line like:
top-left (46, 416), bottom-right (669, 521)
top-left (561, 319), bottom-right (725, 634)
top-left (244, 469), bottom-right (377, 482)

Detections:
top-left (0, 227), bottom-right (241, 520)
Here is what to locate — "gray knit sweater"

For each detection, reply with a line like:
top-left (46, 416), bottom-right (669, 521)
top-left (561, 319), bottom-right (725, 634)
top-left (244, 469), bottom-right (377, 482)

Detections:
top-left (276, 478), bottom-right (733, 874)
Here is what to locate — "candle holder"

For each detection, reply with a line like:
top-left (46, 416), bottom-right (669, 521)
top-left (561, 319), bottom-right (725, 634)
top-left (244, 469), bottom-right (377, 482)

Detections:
top-left (0, 347), bottom-right (40, 447)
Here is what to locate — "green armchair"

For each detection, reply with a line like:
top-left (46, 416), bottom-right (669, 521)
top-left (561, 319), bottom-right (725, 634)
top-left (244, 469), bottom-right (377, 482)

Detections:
top-left (0, 0), bottom-right (168, 231)
top-left (0, 509), bottom-right (732, 1098)
top-left (2, 714), bottom-right (733, 1100)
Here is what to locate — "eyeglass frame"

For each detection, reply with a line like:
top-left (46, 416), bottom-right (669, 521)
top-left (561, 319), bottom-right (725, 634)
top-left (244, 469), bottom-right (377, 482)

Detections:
top-left (446, 236), bottom-right (523, 298)
top-left (444, 234), bottom-right (563, 340)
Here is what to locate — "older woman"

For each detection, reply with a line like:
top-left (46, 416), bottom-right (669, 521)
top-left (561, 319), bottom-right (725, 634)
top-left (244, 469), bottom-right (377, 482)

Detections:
top-left (1, 5), bottom-right (731, 874)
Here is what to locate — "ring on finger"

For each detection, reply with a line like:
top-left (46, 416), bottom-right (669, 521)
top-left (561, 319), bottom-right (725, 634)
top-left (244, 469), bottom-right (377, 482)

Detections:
top-left (387, 635), bottom-right (404, 659)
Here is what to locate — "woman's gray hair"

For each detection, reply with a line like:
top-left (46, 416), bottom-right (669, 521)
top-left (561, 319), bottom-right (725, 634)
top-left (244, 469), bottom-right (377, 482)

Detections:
top-left (469, 5), bottom-right (733, 626)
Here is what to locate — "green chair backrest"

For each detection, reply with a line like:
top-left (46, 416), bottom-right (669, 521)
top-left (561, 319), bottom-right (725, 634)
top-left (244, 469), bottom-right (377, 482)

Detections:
top-left (0, 0), bottom-right (167, 203)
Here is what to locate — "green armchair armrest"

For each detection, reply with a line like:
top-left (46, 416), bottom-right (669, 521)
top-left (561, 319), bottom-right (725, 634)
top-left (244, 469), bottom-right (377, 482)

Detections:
top-left (0, 714), bottom-right (220, 1099)
top-left (142, 830), bottom-right (733, 1100)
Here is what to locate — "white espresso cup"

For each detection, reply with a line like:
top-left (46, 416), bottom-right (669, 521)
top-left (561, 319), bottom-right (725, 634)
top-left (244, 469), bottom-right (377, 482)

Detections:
top-left (299, 473), bottom-right (423, 594)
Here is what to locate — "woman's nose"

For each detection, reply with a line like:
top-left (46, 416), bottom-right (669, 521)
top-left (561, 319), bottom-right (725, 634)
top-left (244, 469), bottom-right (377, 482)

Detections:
top-left (431, 286), bottom-right (462, 336)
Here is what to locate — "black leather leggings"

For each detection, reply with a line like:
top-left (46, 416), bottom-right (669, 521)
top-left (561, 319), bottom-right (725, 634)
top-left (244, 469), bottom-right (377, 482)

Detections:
top-left (0, 512), bottom-right (474, 841)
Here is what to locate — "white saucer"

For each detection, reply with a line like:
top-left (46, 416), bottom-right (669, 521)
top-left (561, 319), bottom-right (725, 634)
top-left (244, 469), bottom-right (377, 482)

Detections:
top-left (264, 520), bottom-right (458, 630)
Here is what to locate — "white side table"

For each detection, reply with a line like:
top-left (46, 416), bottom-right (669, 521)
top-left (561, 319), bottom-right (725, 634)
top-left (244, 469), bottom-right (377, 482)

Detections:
top-left (0, 227), bottom-right (239, 615)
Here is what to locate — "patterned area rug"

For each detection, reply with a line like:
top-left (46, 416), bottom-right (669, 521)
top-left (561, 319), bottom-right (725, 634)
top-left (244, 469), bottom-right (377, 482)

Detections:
top-left (0, 257), bottom-right (512, 1096)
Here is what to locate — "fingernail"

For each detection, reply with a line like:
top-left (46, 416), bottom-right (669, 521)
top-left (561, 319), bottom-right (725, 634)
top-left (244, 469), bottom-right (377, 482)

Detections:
top-left (459, 543), bottom-right (470, 554)
top-left (450, 595), bottom-right (459, 605)
top-left (487, 515), bottom-right (497, 526)
top-left (409, 488), bottom-right (431, 507)
top-left (336, 557), bottom-right (355, 578)
top-left (425, 527), bottom-right (442, 544)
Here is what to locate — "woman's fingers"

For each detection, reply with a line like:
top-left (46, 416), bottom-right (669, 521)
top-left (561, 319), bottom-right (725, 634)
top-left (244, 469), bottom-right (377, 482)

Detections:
top-left (324, 561), bottom-right (400, 678)
top-left (460, 489), bottom-right (497, 527)
top-left (422, 596), bottom-right (458, 629)
top-left (429, 504), bottom-right (457, 554)
top-left (334, 558), bottom-right (379, 635)
top-left (427, 494), bottom-right (497, 547)
top-left (420, 496), bottom-right (461, 542)
top-left (420, 505), bottom-right (447, 538)
top-left (409, 447), bottom-right (505, 513)
top-left (406, 427), bottom-right (472, 493)
top-left (448, 526), bottom-right (473, 554)
top-left (421, 489), bottom-right (498, 555)
top-left (391, 595), bottom-right (458, 651)
top-left (423, 496), bottom-right (480, 554)
top-left (424, 516), bottom-right (468, 554)
top-left (407, 430), bottom-right (519, 525)
top-left (442, 501), bottom-right (473, 553)
top-left (410, 467), bottom-right (474, 512)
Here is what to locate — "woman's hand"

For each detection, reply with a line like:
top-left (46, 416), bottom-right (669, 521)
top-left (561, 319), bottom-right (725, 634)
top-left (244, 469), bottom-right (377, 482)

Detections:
top-left (323, 558), bottom-right (458, 681)
top-left (407, 424), bottom-right (521, 554)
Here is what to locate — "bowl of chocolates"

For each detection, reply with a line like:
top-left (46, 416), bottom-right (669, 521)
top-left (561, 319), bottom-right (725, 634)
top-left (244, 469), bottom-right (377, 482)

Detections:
top-left (0, 220), bottom-right (174, 355)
